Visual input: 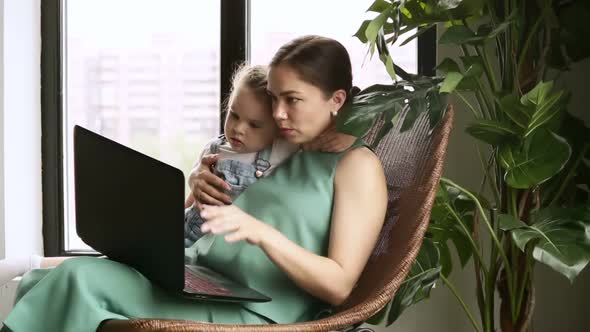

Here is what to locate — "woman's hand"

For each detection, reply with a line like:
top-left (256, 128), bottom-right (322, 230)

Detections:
top-left (188, 154), bottom-right (232, 210)
top-left (302, 122), bottom-right (357, 152)
top-left (200, 205), bottom-right (274, 246)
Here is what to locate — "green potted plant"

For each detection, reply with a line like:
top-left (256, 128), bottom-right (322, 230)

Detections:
top-left (336, 1), bottom-right (590, 331)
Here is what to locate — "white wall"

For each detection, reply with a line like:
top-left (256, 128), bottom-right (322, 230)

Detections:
top-left (0, 0), bottom-right (43, 259)
top-left (0, 0), bottom-right (5, 260)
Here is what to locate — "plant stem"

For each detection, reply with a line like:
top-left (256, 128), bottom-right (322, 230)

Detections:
top-left (476, 144), bottom-right (501, 206)
top-left (510, 187), bottom-right (519, 217)
top-left (445, 203), bottom-right (489, 277)
top-left (517, 189), bottom-right (531, 220)
top-left (510, 242), bottom-right (519, 323)
top-left (441, 179), bottom-right (512, 274)
top-left (503, 0), bottom-right (513, 92)
top-left (550, 144), bottom-right (589, 206)
top-left (441, 274), bottom-right (484, 332)
top-left (516, 0), bottom-right (551, 87)
top-left (476, 79), bottom-right (497, 120)
top-left (476, 89), bottom-right (492, 120)
top-left (459, 44), bottom-right (495, 119)
top-left (440, 178), bottom-right (516, 311)
top-left (476, 45), bottom-right (500, 93)
top-left (487, 207), bottom-right (500, 332)
top-left (472, 211), bottom-right (488, 329)
top-left (508, 187), bottom-right (520, 323)
top-left (515, 246), bottom-right (533, 321)
top-left (462, 18), bottom-right (499, 94)
top-left (457, 92), bottom-right (481, 118)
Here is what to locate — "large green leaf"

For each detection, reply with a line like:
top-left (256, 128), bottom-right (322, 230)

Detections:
top-left (436, 57), bottom-right (461, 74)
top-left (354, 20), bottom-right (372, 44)
top-left (500, 94), bottom-right (531, 130)
top-left (336, 78), bottom-right (445, 141)
top-left (475, 18), bottom-right (513, 40)
top-left (367, 238), bottom-right (441, 326)
top-left (460, 56), bottom-right (484, 78)
top-left (377, 30), bottom-right (397, 80)
top-left (400, 0), bottom-right (485, 26)
top-left (439, 25), bottom-right (480, 45)
top-left (466, 119), bottom-right (519, 145)
top-left (400, 24), bottom-right (436, 46)
top-left (436, 56), bottom-right (483, 93)
top-left (520, 81), bottom-right (554, 107)
top-left (367, 0), bottom-right (392, 13)
top-left (499, 206), bottom-right (590, 283)
top-left (525, 90), bottom-right (569, 137)
top-left (439, 72), bottom-right (462, 93)
top-left (366, 4), bottom-right (394, 43)
top-left (520, 81), bottom-right (569, 137)
top-left (499, 129), bottom-right (572, 189)
top-left (439, 17), bottom-right (512, 45)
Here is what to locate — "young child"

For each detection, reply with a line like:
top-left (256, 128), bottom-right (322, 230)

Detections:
top-left (183, 64), bottom-right (297, 247)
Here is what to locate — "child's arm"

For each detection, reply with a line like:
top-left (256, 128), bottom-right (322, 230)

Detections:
top-left (186, 154), bottom-right (231, 211)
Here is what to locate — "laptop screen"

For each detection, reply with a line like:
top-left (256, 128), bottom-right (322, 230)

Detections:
top-left (73, 125), bottom-right (186, 291)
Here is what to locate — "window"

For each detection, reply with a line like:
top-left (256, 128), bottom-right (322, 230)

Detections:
top-left (42, 0), bottom-right (435, 255)
top-left (250, 0), bottom-right (417, 86)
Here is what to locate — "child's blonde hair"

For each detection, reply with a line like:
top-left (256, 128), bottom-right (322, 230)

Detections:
top-left (225, 64), bottom-right (271, 113)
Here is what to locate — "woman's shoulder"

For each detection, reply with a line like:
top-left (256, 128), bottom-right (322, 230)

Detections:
top-left (336, 145), bottom-right (384, 180)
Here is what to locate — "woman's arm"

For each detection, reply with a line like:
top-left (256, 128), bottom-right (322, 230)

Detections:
top-left (185, 154), bottom-right (232, 210)
top-left (200, 147), bottom-right (387, 305)
top-left (263, 147), bottom-right (386, 305)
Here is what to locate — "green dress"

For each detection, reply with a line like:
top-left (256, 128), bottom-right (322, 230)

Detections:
top-left (3, 141), bottom-right (365, 332)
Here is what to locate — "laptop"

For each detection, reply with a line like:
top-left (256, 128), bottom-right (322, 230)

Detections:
top-left (73, 125), bottom-right (271, 303)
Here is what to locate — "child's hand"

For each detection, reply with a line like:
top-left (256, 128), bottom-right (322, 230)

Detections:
top-left (302, 123), bottom-right (356, 152)
top-left (200, 205), bottom-right (274, 246)
top-left (188, 154), bottom-right (232, 210)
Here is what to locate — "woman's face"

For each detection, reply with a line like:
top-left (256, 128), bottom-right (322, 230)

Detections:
top-left (224, 86), bottom-right (278, 153)
top-left (267, 65), bottom-right (345, 145)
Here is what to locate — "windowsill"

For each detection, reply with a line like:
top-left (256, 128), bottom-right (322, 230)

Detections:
top-left (0, 277), bottom-right (21, 323)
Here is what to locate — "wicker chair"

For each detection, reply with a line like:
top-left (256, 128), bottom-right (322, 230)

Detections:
top-left (101, 105), bottom-right (454, 332)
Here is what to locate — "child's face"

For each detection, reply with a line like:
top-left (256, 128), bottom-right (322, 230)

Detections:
top-left (224, 87), bottom-right (278, 153)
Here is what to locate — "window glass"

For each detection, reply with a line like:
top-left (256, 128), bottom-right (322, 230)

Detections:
top-left (64, 0), bottom-right (220, 251)
top-left (250, 0), bottom-right (417, 87)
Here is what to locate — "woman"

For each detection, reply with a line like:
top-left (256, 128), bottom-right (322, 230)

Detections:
top-left (1, 35), bottom-right (387, 331)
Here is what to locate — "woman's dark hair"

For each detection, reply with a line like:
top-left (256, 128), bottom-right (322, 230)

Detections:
top-left (270, 35), bottom-right (355, 102)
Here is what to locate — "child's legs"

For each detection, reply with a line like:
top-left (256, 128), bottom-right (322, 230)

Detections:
top-left (184, 206), bottom-right (207, 247)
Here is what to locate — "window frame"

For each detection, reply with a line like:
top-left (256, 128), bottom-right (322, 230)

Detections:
top-left (41, 0), bottom-right (435, 256)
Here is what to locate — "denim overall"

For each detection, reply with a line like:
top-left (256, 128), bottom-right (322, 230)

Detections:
top-left (184, 136), bottom-right (273, 247)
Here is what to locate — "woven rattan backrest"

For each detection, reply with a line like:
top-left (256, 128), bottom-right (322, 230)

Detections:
top-left (336, 105), bottom-right (454, 314)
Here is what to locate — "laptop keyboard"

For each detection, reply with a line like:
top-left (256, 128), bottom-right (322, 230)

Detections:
top-left (184, 268), bottom-right (233, 296)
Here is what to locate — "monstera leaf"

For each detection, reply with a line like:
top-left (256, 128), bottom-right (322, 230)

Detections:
top-left (367, 238), bottom-right (441, 326)
top-left (336, 78), bottom-right (446, 145)
top-left (499, 206), bottom-right (590, 282)
top-left (499, 129), bottom-right (571, 189)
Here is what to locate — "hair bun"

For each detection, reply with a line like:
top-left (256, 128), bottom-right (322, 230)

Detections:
top-left (350, 86), bottom-right (361, 97)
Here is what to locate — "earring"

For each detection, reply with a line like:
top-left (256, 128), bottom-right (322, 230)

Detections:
top-left (331, 110), bottom-right (338, 117)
